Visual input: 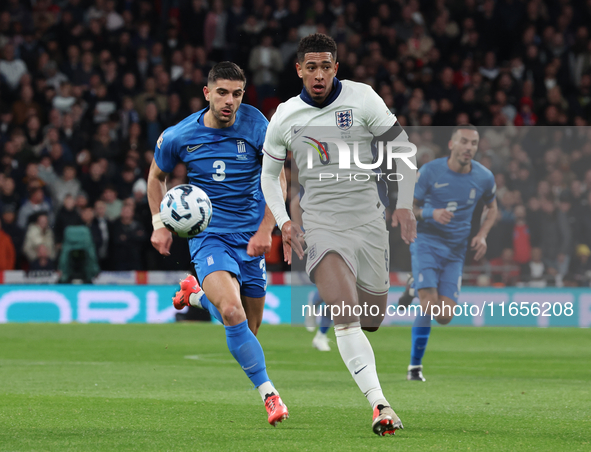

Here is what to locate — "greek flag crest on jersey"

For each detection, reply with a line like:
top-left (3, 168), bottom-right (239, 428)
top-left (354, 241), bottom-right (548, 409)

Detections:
top-left (335, 109), bottom-right (353, 130)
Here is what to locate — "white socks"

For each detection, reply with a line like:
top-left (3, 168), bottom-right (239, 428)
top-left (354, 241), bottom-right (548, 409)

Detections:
top-left (335, 322), bottom-right (387, 409)
top-left (257, 381), bottom-right (277, 401)
top-left (188, 291), bottom-right (204, 308)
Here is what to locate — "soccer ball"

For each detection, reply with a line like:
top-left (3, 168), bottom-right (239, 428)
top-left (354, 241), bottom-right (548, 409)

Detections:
top-left (159, 184), bottom-right (212, 238)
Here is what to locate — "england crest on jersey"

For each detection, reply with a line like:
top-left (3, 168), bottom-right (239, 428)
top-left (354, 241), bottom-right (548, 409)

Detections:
top-left (335, 109), bottom-right (353, 130)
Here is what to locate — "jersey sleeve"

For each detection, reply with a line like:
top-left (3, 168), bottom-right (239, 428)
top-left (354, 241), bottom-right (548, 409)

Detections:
top-left (413, 163), bottom-right (431, 203)
top-left (154, 129), bottom-right (178, 173)
top-left (362, 85), bottom-right (397, 135)
top-left (262, 109), bottom-right (287, 162)
top-left (482, 171), bottom-right (497, 204)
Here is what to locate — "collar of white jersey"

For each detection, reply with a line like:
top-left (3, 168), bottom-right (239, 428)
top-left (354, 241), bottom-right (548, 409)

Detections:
top-left (300, 78), bottom-right (342, 108)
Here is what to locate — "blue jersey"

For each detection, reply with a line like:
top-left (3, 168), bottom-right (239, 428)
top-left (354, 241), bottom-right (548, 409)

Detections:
top-left (155, 105), bottom-right (268, 234)
top-left (415, 157), bottom-right (496, 253)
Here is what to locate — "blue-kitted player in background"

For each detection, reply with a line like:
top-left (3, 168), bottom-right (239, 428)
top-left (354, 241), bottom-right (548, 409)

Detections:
top-left (304, 289), bottom-right (333, 351)
top-left (398, 125), bottom-right (498, 381)
top-left (147, 62), bottom-right (289, 426)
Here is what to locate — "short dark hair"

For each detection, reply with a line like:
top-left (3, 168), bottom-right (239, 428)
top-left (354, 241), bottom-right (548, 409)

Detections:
top-left (297, 33), bottom-right (337, 62)
top-left (452, 124), bottom-right (478, 137)
top-left (207, 61), bottom-right (246, 85)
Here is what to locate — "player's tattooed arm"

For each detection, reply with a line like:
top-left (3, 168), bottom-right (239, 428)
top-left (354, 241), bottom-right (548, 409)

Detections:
top-left (471, 198), bottom-right (498, 261)
top-left (247, 168), bottom-right (287, 257)
top-left (147, 159), bottom-right (173, 256)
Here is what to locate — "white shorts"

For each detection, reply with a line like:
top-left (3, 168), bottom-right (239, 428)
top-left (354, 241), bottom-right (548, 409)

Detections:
top-left (304, 216), bottom-right (390, 295)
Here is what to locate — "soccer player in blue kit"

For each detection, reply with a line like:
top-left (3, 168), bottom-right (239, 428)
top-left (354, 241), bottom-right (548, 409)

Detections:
top-left (399, 125), bottom-right (498, 381)
top-left (147, 62), bottom-right (289, 426)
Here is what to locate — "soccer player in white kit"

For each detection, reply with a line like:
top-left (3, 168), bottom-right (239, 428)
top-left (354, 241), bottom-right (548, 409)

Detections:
top-left (260, 34), bottom-right (417, 436)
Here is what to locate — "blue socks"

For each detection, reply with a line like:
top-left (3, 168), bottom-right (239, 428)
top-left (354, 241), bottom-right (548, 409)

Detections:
top-left (199, 294), bottom-right (224, 324)
top-left (319, 312), bottom-right (331, 334)
top-left (225, 320), bottom-right (270, 387)
top-left (312, 290), bottom-right (323, 306)
top-left (410, 311), bottom-right (431, 366)
top-left (313, 290), bottom-right (332, 334)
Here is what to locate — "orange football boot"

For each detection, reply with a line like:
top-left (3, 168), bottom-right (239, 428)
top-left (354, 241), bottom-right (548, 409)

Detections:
top-left (172, 275), bottom-right (201, 310)
top-left (372, 404), bottom-right (403, 436)
top-left (265, 394), bottom-right (289, 426)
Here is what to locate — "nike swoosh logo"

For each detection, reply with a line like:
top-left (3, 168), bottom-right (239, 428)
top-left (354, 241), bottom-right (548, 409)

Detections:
top-left (354, 365), bottom-right (367, 375)
top-left (434, 182), bottom-right (449, 188)
top-left (242, 363), bottom-right (257, 371)
top-left (293, 127), bottom-right (302, 134)
top-left (187, 144), bottom-right (204, 152)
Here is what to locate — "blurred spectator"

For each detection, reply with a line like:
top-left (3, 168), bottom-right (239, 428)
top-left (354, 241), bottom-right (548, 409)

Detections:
top-left (1, 176), bottom-right (19, 211)
top-left (12, 85), bottom-right (43, 126)
top-left (52, 81), bottom-right (76, 113)
top-left (485, 209), bottom-right (513, 260)
top-left (81, 160), bottom-right (107, 205)
top-left (577, 192), bottom-right (591, 248)
top-left (94, 199), bottom-right (110, 267)
top-left (520, 247), bottom-right (548, 287)
top-left (134, 77), bottom-right (167, 119)
top-left (143, 102), bottom-right (163, 151)
top-left (22, 212), bottom-right (55, 263)
top-left (161, 93), bottom-right (186, 128)
top-left (539, 197), bottom-right (571, 276)
top-left (1, 206), bottom-right (22, 266)
top-left (116, 167), bottom-right (138, 200)
top-left (249, 34), bottom-right (283, 105)
top-left (17, 186), bottom-right (52, 229)
top-left (102, 185), bottom-right (122, 221)
top-left (565, 244), bottom-right (591, 287)
top-left (490, 248), bottom-right (521, 286)
top-left (205, 0), bottom-right (228, 61)
top-left (0, 43), bottom-right (28, 91)
top-left (80, 205), bottom-right (103, 256)
top-left (91, 84), bottom-right (117, 124)
top-left (119, 96), bottom-right (140, 139)
top-left (0, 216), bottom-right (16, 270)
top-left (52, 164), bottom-right (81, 208)
top-left (90, 123), bottom-right (118, 161)
top-left (109, 204), bottom-right (146, 270)
top-left (28, 243), bottom-right (56, 272)
top-left (60, 113), bottom-right (86, 154)
top-left (54, 194), bottom-right (82, 246)
top-left (512, 205), bottom-right (531, 265)
top-left (514, 97), bottom-right (538, 126)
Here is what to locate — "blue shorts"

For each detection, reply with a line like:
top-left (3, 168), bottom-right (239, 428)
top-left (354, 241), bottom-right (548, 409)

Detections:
top-left (189, 231), bottom-right (267, 299)
top-left (410, 237), bottom-right (465, 303)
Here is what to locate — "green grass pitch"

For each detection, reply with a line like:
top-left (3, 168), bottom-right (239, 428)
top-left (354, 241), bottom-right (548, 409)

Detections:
top-left (0, 324), bottom-right (590, 451)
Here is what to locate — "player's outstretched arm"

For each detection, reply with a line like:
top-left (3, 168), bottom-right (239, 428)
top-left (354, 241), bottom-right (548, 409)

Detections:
top-left (247, 168), bottom-right (287, 257)
top-left (147, 159), bottom-right (173, 256)
top-left (471, 199), bottom-right (498, 261)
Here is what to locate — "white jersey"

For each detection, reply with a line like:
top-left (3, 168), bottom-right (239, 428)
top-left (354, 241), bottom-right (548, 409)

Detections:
top-left (263, 79), bottom-right (401, 231)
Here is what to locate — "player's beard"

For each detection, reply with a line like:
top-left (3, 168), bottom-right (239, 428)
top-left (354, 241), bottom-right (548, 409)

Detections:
top-left (211, 104), bottom-right (235, 125)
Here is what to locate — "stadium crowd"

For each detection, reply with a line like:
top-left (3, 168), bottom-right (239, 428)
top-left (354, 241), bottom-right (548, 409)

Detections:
top-left (0, 0), bottom-right (590, 286)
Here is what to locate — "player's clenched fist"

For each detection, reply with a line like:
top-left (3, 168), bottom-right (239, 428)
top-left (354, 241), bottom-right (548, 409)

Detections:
top-left (151, 228), bottom-right (172, 256)
top-left (433, 208), bottom-right (454, 225)
top-left (247, 230), bottom-right (272, 256)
